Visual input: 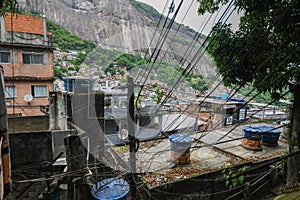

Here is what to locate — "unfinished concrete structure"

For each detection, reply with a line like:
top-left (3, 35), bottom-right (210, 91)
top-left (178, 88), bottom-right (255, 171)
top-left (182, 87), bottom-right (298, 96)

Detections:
top-left (182, 97), bottom-right (247, 129)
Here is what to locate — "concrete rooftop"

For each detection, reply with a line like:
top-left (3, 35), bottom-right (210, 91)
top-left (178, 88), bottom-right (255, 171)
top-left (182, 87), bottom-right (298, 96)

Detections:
top-left (113, 122), bottom-right (288, 187)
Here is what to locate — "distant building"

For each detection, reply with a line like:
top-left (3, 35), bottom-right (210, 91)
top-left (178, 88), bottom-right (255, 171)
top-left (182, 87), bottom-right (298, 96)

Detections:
top-left (247, 102), bottom-right (287, 121)
top-left (0, 13), bottom-right (54, 116)
top-left (182, 97), bottom-right (247, 129)
top-left (63, 77), bottom-right (94, 93)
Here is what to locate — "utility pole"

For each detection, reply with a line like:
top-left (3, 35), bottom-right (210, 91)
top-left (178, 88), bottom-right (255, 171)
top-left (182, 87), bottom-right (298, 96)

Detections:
top-left (127, 76), bottom-right (137, 199)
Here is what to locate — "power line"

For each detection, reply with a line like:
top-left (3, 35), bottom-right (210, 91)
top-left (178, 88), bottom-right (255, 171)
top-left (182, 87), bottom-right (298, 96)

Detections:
top-left (134, 2), bottom-right (236, 136)
top-left (135, 0), bottom-right (177, 84)
top-left (134, 0), bottom-right (172, 81)
top-left (148, 1), bottom-right (297, 139)
top-left (136, 0), bottom-right (185, 104)
top-left (192, 46), bottom-right (299, 146)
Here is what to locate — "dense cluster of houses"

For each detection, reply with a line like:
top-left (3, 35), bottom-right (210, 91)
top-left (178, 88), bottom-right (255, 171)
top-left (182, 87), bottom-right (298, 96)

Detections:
top-left (0, 13), bottom-right (289, 199)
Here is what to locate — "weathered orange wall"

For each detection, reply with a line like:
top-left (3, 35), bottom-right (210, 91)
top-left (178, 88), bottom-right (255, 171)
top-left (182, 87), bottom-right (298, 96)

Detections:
top-left (4, 13), bottom-right (44, 35)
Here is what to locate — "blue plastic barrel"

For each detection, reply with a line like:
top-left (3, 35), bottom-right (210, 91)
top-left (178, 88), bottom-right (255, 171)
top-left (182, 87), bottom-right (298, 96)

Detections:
top-left (168, 134), bottom-right (194, 153)
top-left (91, 178), bottom-right (130, 200)
top-left (243, 126), bottom-right (282, 146)
top-left (243, 126), bottom-right (263, 141)
top-left (261, 126), bottom-right (281, 146)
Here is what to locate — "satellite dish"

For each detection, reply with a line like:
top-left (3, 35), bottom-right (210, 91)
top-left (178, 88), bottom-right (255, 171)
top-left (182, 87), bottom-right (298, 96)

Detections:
top-left (140, 101), bottom-right (146, 108)
top-left (24, 94), bottom-right (33, 103)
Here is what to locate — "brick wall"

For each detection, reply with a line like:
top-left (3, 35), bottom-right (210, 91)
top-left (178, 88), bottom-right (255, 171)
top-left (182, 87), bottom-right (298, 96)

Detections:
top-left (4, 13), bottom-right (44, 35)
top-left (5, 80), bottom-right (54, 116)
top-left (2, 49), bottom-right (53, 78)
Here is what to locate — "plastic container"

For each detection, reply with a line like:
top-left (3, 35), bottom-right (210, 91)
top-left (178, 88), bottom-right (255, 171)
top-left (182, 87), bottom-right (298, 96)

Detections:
top-left (168, 134), bottom-right (194, 153)
top-left (242, 126), bottom-right (263, 150)
top-left (242, 126), bottom-right (282, 150)
top-left (243, 126), bottom-right (264, 140)
top-left (261, 126), bottom-right (281, 146)
top-left (91, 178), bottom-right (130, 200)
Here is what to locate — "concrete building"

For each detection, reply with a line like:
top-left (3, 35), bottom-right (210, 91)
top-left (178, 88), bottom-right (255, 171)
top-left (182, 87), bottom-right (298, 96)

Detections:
top-left (248, 102), bottom-right (288, 121)
top-left (63, 77), bottom-right (94, 93)
top-left (0, 13), bottom-right (54, 116)
top-left (182, 97), bottom-right (247, 129)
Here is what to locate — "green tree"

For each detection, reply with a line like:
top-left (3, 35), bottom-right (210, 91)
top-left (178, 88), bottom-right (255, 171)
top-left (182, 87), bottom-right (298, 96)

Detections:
top-left (104, 63), bottom-right (116, 76)
top-left (119, 70), bottom-right (125, 76)
top-left (46, 20), bottom-right (96, 66)
top-left (198, 0), bottom-right (300, 188)
top-left (0, 0), bottom-right (18, 15)
top-left (60, 67), bottom-right (68, 73)
top-left (152, 85), bottom-right (164, 104)
top-left (72, 52), bottom-right (88, 66)
top-left (54, 66), bottom-right (64, 79)
top-left (75, 65), bottom-right (80, 72)
top-left (116, 56), bottom-right (135, 70)
top-left (68, 67), bottom-right (75, 71)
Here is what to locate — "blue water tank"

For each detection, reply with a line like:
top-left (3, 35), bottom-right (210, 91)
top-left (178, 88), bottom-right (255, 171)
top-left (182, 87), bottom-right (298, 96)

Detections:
top-left (91, 178), bottom-right (130, 200)
top-left (168, 134), bottom-right (194, 153)
top-left (260, 126), bottom-right (281, 146)
top-left (243, 126), bottom-right (263, 140)
top-left (243, 126), bottom-right (281, 146)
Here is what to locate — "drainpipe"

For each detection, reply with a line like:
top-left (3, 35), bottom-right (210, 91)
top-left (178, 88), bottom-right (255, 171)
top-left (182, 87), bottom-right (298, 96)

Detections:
top-left (0, 16), bottom-right (6, 42)
top-left (42, 14), bottom-right (47, 45)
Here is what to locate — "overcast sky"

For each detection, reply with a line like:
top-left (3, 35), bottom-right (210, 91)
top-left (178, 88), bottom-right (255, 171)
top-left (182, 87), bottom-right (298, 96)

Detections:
top-left (137, 0), bottom-right (240, 35)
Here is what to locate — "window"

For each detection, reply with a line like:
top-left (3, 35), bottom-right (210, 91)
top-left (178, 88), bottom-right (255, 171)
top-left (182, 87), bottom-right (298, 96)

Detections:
top-left (5, 86), bottom-right (16, 98)
top-left (0, 49), bottom-right (11, 63)
top-left (22, 51), bottom-right (44, 64)
top-left (32, 85), bottom-right (48, 97)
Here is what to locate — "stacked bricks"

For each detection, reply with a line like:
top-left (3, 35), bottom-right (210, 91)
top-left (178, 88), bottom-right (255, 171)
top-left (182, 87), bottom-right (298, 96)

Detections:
top-left (169, 134), bottom-right (194, 165)
top-left (170, 150), bottom-right (191, 165)
top-left (242, 138), bottom-right (262, 151)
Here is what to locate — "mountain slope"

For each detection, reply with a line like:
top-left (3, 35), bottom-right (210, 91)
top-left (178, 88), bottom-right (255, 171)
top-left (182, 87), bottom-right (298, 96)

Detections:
top-left (19, 0), bottom-right (216, 77)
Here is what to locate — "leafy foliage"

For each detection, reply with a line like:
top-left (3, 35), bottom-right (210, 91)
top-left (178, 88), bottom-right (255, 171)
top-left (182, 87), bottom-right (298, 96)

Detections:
top-left (54, 66), bottom-right (64, 79)
top-left (198, 0), bottom-right (230, 15)
top-left (152, 85), bottom-right (164, 104)
top-left (199, 0), bottom-right (300, 187)
top-left (115, 53), bottom-right (146, 70)
top-left (0, 0), bottom-right (18, 16)
top-left (130, 0), bottom-right (206, 39)
top-left (46, 20), bottom-right (96, 78)
top-left (130, 0), bottom-right (163, 20)
top-left (84, 46), bottom-right (121, 68)
top-left (199, 0), bottom-right (300, 100)
top-left (46, 20), bottom-right (96, 54)
top-left (175, 66), bottom-right (207, 91)
top-left (104, 63), bottom-right (116, 76)
top-left (222, 165), bottom-right (249, 190)
top-left (239, 84), bottom-right (292, 106)
top-left (102, 53), bottom-right (146, 75)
